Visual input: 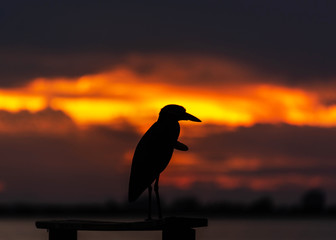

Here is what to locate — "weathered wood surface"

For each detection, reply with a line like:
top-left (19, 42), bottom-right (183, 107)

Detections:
top-left (35, 217), bottom-right (208, 231)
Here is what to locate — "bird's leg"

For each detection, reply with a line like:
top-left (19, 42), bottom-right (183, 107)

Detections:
top-left (147, 185), bottom-right (152, 220)
top-left (154, 177), bottom-right (162, 219)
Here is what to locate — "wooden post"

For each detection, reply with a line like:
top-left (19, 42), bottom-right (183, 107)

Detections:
top-left (162, 227), bottom-right (195, 240)
top-left (49, 229), bottom-right (77, 240)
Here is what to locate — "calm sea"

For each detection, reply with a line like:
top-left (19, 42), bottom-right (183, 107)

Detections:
top-left (0, 218), bottom-right (336, 240)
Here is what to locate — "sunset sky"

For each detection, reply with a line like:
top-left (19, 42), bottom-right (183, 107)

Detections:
top-left (1, 1), bottom-right (336, 205)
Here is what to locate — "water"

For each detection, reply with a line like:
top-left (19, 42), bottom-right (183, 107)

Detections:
top-left (202, 219), bottom-right (336, 240)
top-left (1, 218), bottom-right (336, 240)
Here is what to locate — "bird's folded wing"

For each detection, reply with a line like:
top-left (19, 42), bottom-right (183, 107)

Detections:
top-left (174, 141), bottom-right (188, 151)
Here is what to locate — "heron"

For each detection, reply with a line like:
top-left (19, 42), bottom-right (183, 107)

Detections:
top-left (128, 104), bottom-right (201, 220)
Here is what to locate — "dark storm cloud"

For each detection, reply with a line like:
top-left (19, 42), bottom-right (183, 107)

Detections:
top-left (1, 109), bottom-right (336, 203)
top-left (169, 123), bottom-right (336, 203)
top-left (162, 182), bottom-right (302, 204)
top-left (0, 117), bottom-right (140, 203)
top-left (1, 0), bottom-right (336, 86)
top-left (0, 50), bottom-right (121, 87)
top-left (191, 123), bottom-right (336, 176)
top-left (0, 108), bottom-right (76, 133)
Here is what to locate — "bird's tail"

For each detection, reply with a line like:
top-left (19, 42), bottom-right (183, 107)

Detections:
top-left (128, 181), bottom-right (143, 202)
top-left (128, 193), bottom-right (137, 202)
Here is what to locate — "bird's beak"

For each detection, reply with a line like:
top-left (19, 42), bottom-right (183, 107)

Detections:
top-left (183, 112), bottom-right (202, 122)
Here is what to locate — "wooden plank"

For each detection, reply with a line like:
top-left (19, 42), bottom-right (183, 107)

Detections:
top-left (36, 217), bottom-right (208, 232)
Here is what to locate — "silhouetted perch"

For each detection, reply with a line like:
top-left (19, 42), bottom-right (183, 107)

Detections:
top-left (36, 217), bottom-right (207, 240)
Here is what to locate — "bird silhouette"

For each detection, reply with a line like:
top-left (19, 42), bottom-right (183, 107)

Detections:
top-left (128, 104), bottom-right (201, 220)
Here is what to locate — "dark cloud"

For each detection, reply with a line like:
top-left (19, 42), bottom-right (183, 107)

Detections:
top-left (161, 182), bottom-right (303, 205)
top-left (193, 123), bottom-right (336, 164)
top-left (1, 0), bottom-right (336, 86)
top-left (1, 109), bottom-right (336, 204)
top-left (0, 114), bottom-right (140, 203)
top-left (146, 123), bottom-right (336, 204)
top-left (186, 125), bottom-right (336, 204)
top-left (162, 123), bottom-right (336, 203)
top-left (0, 50), bottom-right (123, 87)
top-left (0, 108), bottom-right (76, 133)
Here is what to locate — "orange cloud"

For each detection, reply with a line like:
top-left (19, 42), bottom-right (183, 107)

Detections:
top-left (2, 56), bottom-right (336, 200)
top-left (0, 90), bottom-right (46, 112)
top-left (0, 57), bottom-right (336, 134)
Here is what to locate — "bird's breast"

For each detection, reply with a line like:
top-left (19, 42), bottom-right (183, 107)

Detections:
top-left (133, 121), bottom-right (180, 174)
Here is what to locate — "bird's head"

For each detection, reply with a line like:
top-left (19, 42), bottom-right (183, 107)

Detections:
top-left (158, 104), bottom-right (201, 122)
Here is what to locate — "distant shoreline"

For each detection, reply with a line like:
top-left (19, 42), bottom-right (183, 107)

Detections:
top-left (1, 200), bottom-right (336, 219)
